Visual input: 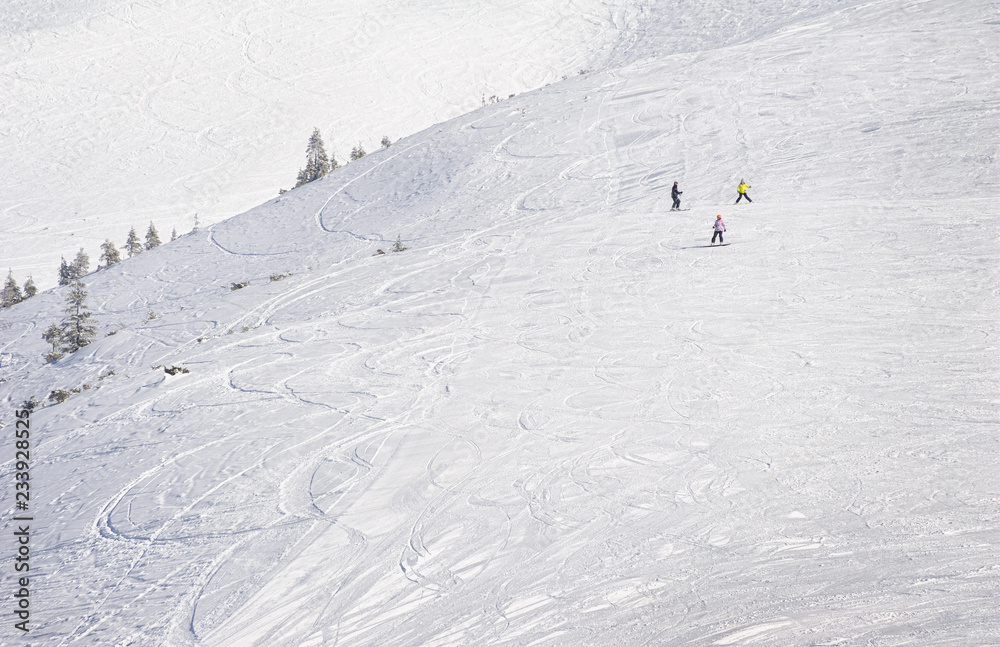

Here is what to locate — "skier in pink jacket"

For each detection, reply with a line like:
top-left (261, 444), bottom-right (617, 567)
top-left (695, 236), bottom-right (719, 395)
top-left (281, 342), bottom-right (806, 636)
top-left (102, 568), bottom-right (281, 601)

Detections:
top-left (712, 215), bottom-right (726, 245)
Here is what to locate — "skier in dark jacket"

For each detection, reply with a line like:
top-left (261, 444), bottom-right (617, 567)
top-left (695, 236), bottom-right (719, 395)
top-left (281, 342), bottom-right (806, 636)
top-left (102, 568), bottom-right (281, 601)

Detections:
top-left (671, 182), bottom-right (683, 210)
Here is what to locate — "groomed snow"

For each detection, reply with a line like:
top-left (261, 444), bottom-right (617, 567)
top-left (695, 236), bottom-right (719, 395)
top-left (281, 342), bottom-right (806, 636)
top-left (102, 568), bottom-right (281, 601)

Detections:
top-left (1, 0), bottom-right (998, 645)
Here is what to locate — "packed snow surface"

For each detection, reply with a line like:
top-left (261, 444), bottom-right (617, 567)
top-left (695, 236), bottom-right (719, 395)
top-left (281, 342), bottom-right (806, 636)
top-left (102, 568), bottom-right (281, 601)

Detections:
top-left (1, 0), bottom-right (998, 645)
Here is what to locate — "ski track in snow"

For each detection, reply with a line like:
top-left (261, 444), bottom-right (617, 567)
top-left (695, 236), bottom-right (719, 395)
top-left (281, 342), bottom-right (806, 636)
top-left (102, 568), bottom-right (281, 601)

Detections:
top-left (1, 0), bottom-right (998, 645)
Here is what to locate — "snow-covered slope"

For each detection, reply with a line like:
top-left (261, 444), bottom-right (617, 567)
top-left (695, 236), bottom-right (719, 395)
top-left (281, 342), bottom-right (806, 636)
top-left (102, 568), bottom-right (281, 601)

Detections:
top-left (2, 0), bottom-right (633, 291)
top-left (1, 0), bottom-right (998, 645)
top-left (1, 0), bottom-right (894, 291)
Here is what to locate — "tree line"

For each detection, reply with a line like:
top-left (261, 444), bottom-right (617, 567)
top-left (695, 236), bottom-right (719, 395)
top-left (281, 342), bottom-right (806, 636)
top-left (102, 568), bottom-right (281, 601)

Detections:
top-left (11, 127), bottom-right (392, 362)
top-left (39, 221), bottom-right (180, 359)
top-left (283, 129), bottom-right (392, 193)
top-left (1, 220), bottom-right (188, 364)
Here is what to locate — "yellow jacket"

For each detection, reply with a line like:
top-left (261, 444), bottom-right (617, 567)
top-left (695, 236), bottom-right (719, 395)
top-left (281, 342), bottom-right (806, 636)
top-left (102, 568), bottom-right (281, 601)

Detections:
top-left (737, 182), bottom-right (750, 194)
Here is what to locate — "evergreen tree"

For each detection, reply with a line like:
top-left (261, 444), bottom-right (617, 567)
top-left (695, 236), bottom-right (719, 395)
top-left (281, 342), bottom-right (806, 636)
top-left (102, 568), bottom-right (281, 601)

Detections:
top-left (295, 128), bottom-right (332, 187)
top-left (171, 227), bottom-right (178, 242)
top-left (23, 276), bottom-right (37, 299)
top-left (71, 248), bottom-right (90, 279)
top-left (59, 280), bottom-right (98, 354)
top-left (381, 135), bottom-right (392, 149)
top-left (295, 168), bottom-right (310, 189)
top-left (99, 239), bottom-right (122, 269)
top-left (42, 323), bottom-right (64, 359)
top-left (145, 222), bottom-right (161, 250)
top-left (350, 143), bottom-right (367, 161)
top-left (192, 214), bottom-right (200, 232)
top-left (2, 271), bottom-right (23, 308)
top-left (125, 227), bottom-right (144, 257)
top-left (58, 257), bottom-right (73, 286)
top-left (43, 323), bottom-right (62, 350)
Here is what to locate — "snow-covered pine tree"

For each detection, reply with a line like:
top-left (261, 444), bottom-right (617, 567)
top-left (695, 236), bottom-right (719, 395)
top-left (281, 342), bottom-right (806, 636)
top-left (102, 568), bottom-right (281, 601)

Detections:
top-left (145, 222), bottom-right (161, 249)
top-left (23, 276), bottom-right (37, 299)
top-left (350, 143), bottom-right (366, 161)
top-left (295, 168), bottom-right (310, 189)
top-left (171, 227), bottom-right (178, 242)
top-left (381, 135), bottom-right (392, 149)
top-left (2, 270), bottom-right (23, 308)
top-left (295, 128), bottom-right (332, 187)
top-left (42, 323), bottom-right (62, 351)
top-left (59, 279), bottom-right (97, 354)
top-left (99, 239), bottom-right (122, 269)
top-left (42, 323), bottom-right (64, 361)
top-left (192, 214), bottom-right (200, 232)
top-left (58, 257), bottom-right (73, 286)
top-left (125, 227), bottom-right (144, 257)
top-left (71, 248), bottom-right (90, 279)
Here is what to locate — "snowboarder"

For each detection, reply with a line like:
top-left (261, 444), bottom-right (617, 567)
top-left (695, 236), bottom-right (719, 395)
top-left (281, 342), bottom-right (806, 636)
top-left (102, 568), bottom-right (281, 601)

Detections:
top-left (671, 182), bottom-right (683, 210)
top-left (735, 179), bottom-right (752, 204)
top-left (712, 215), bottom-right (726, 244)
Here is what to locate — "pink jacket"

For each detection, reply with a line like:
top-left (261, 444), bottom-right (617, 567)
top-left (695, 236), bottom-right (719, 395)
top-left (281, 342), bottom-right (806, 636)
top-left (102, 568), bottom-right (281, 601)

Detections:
top-left (714, 218), bottom-right (726, 232)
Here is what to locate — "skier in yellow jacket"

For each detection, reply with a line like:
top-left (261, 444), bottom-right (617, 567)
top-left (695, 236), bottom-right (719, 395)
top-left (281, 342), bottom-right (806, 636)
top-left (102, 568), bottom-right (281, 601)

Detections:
top-left (735, 179), bottom-right (752, 204)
